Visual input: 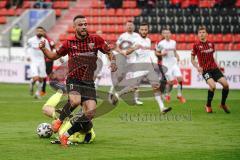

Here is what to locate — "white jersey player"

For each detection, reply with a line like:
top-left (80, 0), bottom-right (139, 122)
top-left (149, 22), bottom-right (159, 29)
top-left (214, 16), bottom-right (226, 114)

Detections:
top-left (109, 22), bottom-right (172, 113)
top-left (26, 26), bottom-right (51, 99)
top-left (156, 28), bottom-right (186, 103)
top-left (110, 20), bottom-right (143, 105)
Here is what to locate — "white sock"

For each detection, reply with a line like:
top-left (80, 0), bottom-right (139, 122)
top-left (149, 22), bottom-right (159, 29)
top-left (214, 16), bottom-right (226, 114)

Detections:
top-left (109, 85), bottom-right (114, 94)
top-left (35, 81), bottom-right (43, 96)
top-left (177, 84), bottom-right (182, 97)
top-left (95, 78), bottom-right (100, 89)
top-left (30, 79), bottom-right (35, 88)
top-left (134, 89), bottom-right (139, 101)
top-left (154, 92), bottom-right (165, 111)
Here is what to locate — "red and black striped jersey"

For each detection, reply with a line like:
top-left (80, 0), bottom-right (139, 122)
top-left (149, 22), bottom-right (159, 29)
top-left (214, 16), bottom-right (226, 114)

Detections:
top-left (192, 41), bottom-right (218, 71)
top-left (56, 34), bottom-right (110, 81)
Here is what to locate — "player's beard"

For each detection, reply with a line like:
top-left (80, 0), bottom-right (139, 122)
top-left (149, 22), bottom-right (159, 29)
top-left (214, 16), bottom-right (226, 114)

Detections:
top-left (36, 34), bottom-right (43, 38)
top-left (77, 29), bottom-right (88, 38)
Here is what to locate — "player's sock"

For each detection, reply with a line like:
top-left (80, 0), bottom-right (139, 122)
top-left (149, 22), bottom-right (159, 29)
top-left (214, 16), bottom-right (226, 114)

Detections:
top-left (177, 81), bottom-right (183, 97)
top-left (59, 102), bottom-right (76, 121)
top-left (154, 92), bottom-right (165, 111)
top-left (45, 91), bottom-right (63, 107)
top-left (95, 78), bottom-right (100, 89)
top-left (35, 81), bottom-right (40, 96)
top-left (42, 78), bottom-right (46, 92)
top-left (165, 84), bottom-right (173, 96)
top-left (30, 79), bottom-right (35, 88)
top-left (109, 85), bottom-right (114, 94)
top-left (207, 90), bottom-right (214, 107)
top-left (221, 88), bottom-right (229, 105)
top-left (29, 79), bottom-right (35, 95)
top-left (67, 114), bottom-right (93, 135)
top-left (44, 91), bottom-right (63, 118)
top-left (58, 121), bottom-right (72, 136)
top-left (134, 89), bottom-right (139, 101)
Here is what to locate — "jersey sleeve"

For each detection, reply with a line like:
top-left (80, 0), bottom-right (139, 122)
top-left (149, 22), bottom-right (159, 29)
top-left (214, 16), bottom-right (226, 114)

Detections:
top-left (156, 42), bottom-right (163, 51)
top-left (116, 34), bottom-right (123, 45)
top-left (56, 41), bottom-right (68, 56)
top-left (97, 36), bottom-right (111, 54)
top-left (191, 44), bottom-right (197, 56)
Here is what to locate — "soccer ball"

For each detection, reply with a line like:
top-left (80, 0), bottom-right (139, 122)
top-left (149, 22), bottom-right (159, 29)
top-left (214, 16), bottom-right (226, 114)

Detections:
top-left (36, 123), bottom-right (53, 138)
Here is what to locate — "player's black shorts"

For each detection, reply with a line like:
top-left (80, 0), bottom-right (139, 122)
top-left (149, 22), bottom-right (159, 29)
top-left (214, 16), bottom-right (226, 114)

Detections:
top-left (202, 68), bottom-right (224, 82)
top-left (45, 61), bottom-right (53, 75)
top-left (66, 78), bottom-right (96, 104)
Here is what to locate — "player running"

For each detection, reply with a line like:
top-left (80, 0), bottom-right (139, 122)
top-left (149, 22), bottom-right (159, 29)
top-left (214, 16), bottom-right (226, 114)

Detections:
top-left (109, 22), bottom-right (172, 113)
top-left (26, 26), bottom-right (51, 99)
top-left (39, 15), bottom-right (117, 146)
top-left (191, 26), bottom-right (230, 113)
top-left (156, 28), bottom-right (186, 103)
top-left (110, 20), bottom-right (143, 105)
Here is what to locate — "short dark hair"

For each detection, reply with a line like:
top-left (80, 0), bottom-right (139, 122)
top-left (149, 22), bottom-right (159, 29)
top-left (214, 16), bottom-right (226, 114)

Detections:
top-left (73, 15), bottom-right (86, 22)
top-left (140, 22), bottom-right (148, 27)
top-left (126, 20), bottom-right (133, 24)
top-left (161, 26), bottom-right (170, 32)
top-left (198, 25), bottom-right (207, 32)
top-left (36, 26), bottom-right (45, 31)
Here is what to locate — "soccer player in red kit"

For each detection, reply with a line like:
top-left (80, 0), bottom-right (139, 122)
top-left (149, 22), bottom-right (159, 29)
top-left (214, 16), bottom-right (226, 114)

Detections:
top-left (191, 26), bottom-right (230, 113)
top-left (39, 15), bottom-right (117, 146)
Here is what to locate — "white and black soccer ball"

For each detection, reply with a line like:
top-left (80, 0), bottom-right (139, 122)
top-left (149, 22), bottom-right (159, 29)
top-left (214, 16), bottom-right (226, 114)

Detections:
top-left (36, 123), bottom-right (53, 138)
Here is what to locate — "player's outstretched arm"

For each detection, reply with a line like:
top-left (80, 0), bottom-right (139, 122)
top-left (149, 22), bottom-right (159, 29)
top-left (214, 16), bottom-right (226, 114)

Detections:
top-left (39, 40), bottom-right (61, 60)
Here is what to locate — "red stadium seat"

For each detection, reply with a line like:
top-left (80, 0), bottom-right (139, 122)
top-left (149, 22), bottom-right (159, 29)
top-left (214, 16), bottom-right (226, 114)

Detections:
top-left (199, 0), bottom-right (215, 8)
top-left (53, 1), bottom-right (69, 9)
top-left (233, 43), bottom-right (240, 50)
top-left (176, 34), bottom-right (186, 43)
top-left (67, 26), bottom-right (74, 33)
top-left (213, 34), bottom-right (223, 43)
top-left (236, 0), bottom-right (240, 7)
top-left (123, 1), bottom-right (136, 8)
top-left (185, 34), bottom-right (196, 43)
top-left (207, 34), bottom-right (214, 42)
top-left (106, 9), bottom-right (115, 16)
top-left (7, 9), bottom-right (15, 16)
top-left (99, 9), bottom-right (108, 16)
top-left (215, 43), bottom-right (225, 50)
top-left (81, 9), bottom-right (91, 16)
top-left (225, 43), bottom-right (234, 50)
top-left (116, 25), bottom-right (124, 33)
top-left (0, 16), bottom-right (6, 24)
top-left (177, 43), bottom-right (187, 50)
top-left (91, 0), bottom-right (104, 8)
top-left (101, 17), bottom-right (108, 24)
top-left (222, 34), bottom-right (233, 43)
top-left (171, 34), bottom-right (176, 40)
top-left (0, 1), bottom-right (7, 8)
top-left (91, 9), bottom-right (99, 16)
top-left (16, 9), bottom-right (24, 16)
top-left (233, 34), bottom-right (240, 42)
top-left (23, 1), bottom-right (31, 8)
top-left (149, 34), bottom-right (161, 43)
top-left (116, 9), bottom-right (124, 16)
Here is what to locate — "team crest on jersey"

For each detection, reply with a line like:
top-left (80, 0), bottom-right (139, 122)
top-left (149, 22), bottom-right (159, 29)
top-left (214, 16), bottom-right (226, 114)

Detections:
top-left (88, 43), bottom-right (95, 49)
top-left (199, 45), bottom-right (203, 49)
top-left (208, 43), bottom-right (212, 47)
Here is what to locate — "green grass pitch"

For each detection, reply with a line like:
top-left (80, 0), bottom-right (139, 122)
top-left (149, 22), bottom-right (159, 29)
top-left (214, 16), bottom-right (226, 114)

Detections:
top-left (0, 83), bottom-right (240, 160)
